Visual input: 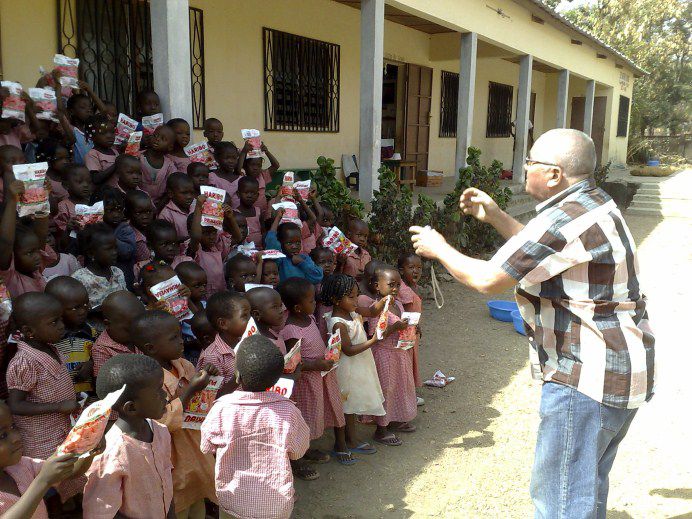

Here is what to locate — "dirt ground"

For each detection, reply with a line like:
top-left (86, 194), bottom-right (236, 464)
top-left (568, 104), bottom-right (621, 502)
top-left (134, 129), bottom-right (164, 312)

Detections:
top-left (293, 212), bottom-right (692, 518)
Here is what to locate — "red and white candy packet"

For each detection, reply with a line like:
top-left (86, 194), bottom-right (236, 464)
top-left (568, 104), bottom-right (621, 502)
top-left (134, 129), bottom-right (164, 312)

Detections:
top-left (185, 141), bottom-right (216, 168)
top-left (53, 54), bottom-right (79, 90)
top-left (279, 172), bottom-right (294, 199)
top-left (115, 113), bottom-right (138, 146)
top-left (241, 129), bottom-right (262, 159)
top-left (283, 339), bottom-right (301, 374)
top-left (57, 385), bottom-right (126, 457)
top-left (234, 317), bottom-right (259, 353)
top-left (200, 185), bottom-right (226, 230)
top-left (375, 296), bottom-right (392, 340)
top-left (124, 131), bottom-right (142, 156)
top-left (150, 275), bottom-right (193, 321)
top-left (14, 163), bottom-right (49, 217)
top-left (182, 375), bottom-right (223, 430)
top-left (273, 201), bottom-right (301, 226)
top-left (28, 88), bottom-right (58, 122)
top-left (322, 330), bottom-right (341, 376)
top-left (141, 113), bottom-right (163, 136)
top-left (396, 311), bottom-right (420, 350)
top-left (1, 81), bottom-right (25, 121)
top-left (324, 226), bottom-right (358, 256)
top-left (424, 370), bottom-right (456, 388)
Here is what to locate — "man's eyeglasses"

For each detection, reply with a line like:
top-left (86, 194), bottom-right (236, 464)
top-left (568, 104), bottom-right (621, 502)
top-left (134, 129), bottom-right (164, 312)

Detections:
top-left (525, 157), bottom-right (561, 169)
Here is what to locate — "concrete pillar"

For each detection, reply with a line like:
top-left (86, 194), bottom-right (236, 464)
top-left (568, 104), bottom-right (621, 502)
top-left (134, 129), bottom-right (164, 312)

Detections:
top-left (512, 54), bottom-right (533, 182)
top-left (556, 69), bottom-right (569, 128)
top-left (358, 0), bottom-right (384, 201)
top-left (150, 0), bottom-right (193, 124)
top-left (583, 79), bottom-right (595, 136)
top-left (454, 32), bottom-right (477, 175)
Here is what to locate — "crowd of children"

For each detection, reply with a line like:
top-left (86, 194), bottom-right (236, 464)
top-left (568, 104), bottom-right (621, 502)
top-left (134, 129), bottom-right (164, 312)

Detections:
top-left (0, 75), bottom-right (427, 519)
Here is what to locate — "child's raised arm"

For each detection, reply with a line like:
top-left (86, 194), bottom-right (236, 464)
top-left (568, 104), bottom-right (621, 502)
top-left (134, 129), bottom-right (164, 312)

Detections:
top-left (255, 256), bottom-right (264, 283)
top-left (222, 203), bottom-right (243, 245)
top-left (0, 180), bottom-right (23, 270)
top-left (270, 208), bottom-right (284, 232)
top-left (20, 91), bottom-right (40, 135)
top-left (260, 142), bottom-right (280, 174)
top-left (78, 79), bottom-right (108, 115)
top-left (187, 194), bottom-right (205, 256)
top-left (356, 296), bottom-right (388, 318)
top-left (1, 454), bottom-right (80, 519)
top-left (236, 140), bottom-right (252, 173)
top-left (51, 71), bottom-right (76, 146)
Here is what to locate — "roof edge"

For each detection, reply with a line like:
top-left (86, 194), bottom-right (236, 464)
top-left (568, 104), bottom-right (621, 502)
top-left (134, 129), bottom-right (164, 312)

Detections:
top-left (524, 0), bottom-right (648, 77)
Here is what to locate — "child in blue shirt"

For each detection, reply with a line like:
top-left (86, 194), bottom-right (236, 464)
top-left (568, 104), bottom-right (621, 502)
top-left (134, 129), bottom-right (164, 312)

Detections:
top-left (264, 209), bottom-right (323, 284)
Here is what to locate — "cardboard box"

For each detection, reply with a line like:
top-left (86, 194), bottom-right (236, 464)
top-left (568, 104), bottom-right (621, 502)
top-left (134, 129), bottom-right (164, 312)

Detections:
top-left (416, 170), bottom-right (444, 187)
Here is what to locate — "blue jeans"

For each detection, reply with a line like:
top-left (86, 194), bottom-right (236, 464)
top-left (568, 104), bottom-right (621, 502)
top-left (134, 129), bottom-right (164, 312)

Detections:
top-left (530, 382), bottom-right (637, 519)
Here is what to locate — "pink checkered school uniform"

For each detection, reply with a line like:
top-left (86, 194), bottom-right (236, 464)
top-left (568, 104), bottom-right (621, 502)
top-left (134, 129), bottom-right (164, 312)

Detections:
top-left (209, 173), bottom-right (241, 209)
top-left (197, 334), bottom-right (237, 386)
top-left (168, 154), bottom-right (191, 172)
top-left (85, 148), bottom-right (119, 186)
top-left (132, 226), bottom-right (152, 262)
top-left (53, 198), bottom-right (76, 232)
top-left (140, 154), bottom-right (176, 205)
top-left (342, 248), bottom-right (372, 280)
top-left (262, 329), bottom-right (287, 355)
top-left (253, 169), bottom-right (274, 218)
top-left (91, 330), bottom-right (142, 378)
top-left (6, 342), bottom-right (73, 459)
top-left (0, 456), bottom-right (79, 518)
top-left (200, 391), bottom-right (309, 519)
top-left (397, 280), bottom-right (423, 387)
top-left (279, 316), bottom-right (345, 440)
top-left (83, 419), bottom-right (173, 518)
top-left (359, 295), bottom-right (417, 427)
top-left (315, 302), bottom-right (332, 342)
top-left (238, 207), bottom-right (263, 248)
top-left (158, 200), bottom-right (191, 242)
top-left (300, 221), bottom-right (317, 255)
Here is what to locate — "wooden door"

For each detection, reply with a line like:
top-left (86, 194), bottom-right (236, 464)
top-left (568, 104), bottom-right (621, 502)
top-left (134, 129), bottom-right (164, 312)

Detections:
top-left (404, 64), bottom-right (432, 172)
top-left (571, 96), bottom-right (606, 165)
top-left (591, 97), bottom-right (606, 166)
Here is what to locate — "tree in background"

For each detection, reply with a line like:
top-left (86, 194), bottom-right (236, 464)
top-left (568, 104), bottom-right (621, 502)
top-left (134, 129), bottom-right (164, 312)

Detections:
top-left (543, 0), bottom-right (690, 137)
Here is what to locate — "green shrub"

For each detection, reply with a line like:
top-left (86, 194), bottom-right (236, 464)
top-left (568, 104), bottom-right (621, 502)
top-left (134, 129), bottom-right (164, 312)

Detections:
top-left (440, 147), bottom-right (512, 255)
top-left (312, 156), bottom-right (364, 227)
top-left (368, 165), bottom-right (414, 266)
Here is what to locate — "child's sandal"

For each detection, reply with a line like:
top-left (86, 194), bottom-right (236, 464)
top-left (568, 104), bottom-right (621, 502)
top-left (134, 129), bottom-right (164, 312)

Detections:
top-left (331, 450), bottom-right (358, 466)
top-left (292, 462), bottom-right (319, 481)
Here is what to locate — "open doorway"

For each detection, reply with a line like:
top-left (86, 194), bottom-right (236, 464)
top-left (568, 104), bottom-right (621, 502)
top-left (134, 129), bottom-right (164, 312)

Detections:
top-left (381, 62), bottom-right (405, 157)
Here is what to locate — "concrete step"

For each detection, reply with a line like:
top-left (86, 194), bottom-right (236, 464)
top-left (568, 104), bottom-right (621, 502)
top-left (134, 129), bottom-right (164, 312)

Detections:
top-left (626, 206), bottom-right (688, 218)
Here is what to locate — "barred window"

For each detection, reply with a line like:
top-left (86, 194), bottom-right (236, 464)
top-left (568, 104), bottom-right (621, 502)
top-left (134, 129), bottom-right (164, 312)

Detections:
top-left (486, 82), bottom-right (513, 138)
top-left (617, 95), bottom-right (630, 137)
top-left (439, 70), bottom-right (458, 138)
top-left (263, 28), bottom-right (340, 132)
top-left (57, 0), bottom-right (205, 123)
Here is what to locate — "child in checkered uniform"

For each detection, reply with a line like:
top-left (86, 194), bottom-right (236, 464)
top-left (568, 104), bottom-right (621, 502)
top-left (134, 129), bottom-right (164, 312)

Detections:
top-left (201, 334), bottom-right (309, 519)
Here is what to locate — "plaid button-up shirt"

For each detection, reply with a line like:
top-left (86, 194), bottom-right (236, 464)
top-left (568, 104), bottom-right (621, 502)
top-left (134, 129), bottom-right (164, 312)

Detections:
top-left (491, 179), bottom-right (655, 409)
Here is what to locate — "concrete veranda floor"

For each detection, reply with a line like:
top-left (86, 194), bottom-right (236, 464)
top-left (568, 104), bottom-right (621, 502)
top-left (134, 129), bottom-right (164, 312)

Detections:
top-left (294, 170), bottom-right (692, 518)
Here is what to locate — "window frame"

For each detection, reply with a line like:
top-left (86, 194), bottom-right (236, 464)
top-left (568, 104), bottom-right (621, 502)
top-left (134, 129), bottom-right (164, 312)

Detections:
top-left (616, 95), bottom-right (630, 137)
top-left (486, 81), bottom-right (513, 138)
top-left (439, 70), bottom-right (459, 138)
top-left (262, 27), bottom-right (340, 133)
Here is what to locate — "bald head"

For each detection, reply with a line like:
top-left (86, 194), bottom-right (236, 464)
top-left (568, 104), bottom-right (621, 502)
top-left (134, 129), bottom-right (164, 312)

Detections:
top-left (530, 129), bottom-right (596, 181)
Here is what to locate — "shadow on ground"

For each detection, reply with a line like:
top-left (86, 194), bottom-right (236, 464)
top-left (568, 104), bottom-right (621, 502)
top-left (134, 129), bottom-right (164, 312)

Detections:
top-left (293, 213), bottom-right (666, 519)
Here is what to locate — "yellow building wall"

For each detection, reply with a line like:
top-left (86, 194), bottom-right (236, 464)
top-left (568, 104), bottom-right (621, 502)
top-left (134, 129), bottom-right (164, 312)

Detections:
top-left (0, 0), bottom-right (637, 173)
top-left (0, 0), bottom-right (57, 86)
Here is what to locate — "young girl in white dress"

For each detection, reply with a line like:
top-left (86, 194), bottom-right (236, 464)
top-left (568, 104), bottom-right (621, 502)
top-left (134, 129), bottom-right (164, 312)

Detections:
top-left (322, 274), bottom-right (386, 455)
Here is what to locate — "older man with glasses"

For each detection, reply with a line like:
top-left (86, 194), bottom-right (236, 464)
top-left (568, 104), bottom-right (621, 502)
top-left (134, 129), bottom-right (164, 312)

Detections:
top-left (410, 128), bottom-right (655, 519)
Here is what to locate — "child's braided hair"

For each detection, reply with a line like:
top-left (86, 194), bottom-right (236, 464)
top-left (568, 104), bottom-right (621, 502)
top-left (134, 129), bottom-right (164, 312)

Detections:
top-left (84, 113), bottom-right (112, 142)
top-left (319, 273), bottom-right (357, 306)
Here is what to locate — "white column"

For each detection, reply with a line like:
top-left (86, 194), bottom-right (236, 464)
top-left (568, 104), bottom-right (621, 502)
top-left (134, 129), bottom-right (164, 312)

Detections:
top-left (454, 32), bottom-right (477, 175)
top-left (556, 69), bottom-right (569, 128)
top-left (513, 54), bottom-right (533, 182)
top-left (583, 79), bottom-right (595, 136)
top-left (150, 0), bottom-right (193, 123)
top-left (358, 0), bottom-right (384, 201)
